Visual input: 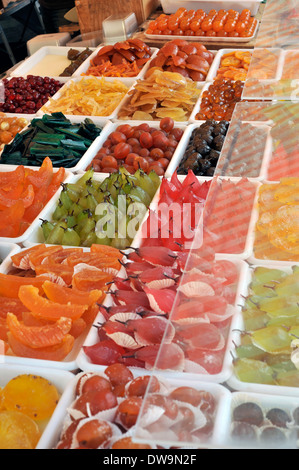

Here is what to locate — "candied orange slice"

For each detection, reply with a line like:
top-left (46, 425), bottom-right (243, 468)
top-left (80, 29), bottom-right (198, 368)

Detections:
top-left (26, 157), bottom-right (53, 189)
top-left (6, 312), bottom-right (72, 349)
top-left (11, 245), bottom-right (46, 270)
top-left (235, 51), bottom-right (252, 61)
top-left (41, 248), bottom-right (84, 266)
top-left (0, 200), bottom-right (25, 237)
top-left (90, 244), bottom-right (121, 257)
top-left (0, 317), bottom-right (8, 342)
top-left (42, 280), bottom-right (103, 306)
top-left (221, 56), bottom-right (241, 67)
top-left (0, 410), bottom-right (40, 449)
top-left (0, 184), bottom-right (34, 211)
top-left (72, 268), bottom-right (113, 292)
top-left (65, 252), bottom-right (120, 270)
top-left (21, 311), bottom-right (52, 327)
top-left (47, 167), bottom-right (66, 200)
top-left (7, 332), bottom-right (74, 361)
top-left (0, 274), bottom-right (50, 298)
top-left (81, 303), bottom-right (101, 325)
top-left (18, 285), bottom-right (88, 321)
top-left (34, 263), bottom-right (74, 286)
top-left (29, 246), bottom-right (63, 269)
top-left (69, 317), bottom-right (87, 338)
top-left (2, 374), bottom-right (59, 421)
top-left (0, 297), bottom-right (29, 319)
top-left (0, 166), bottom-right (25, 187)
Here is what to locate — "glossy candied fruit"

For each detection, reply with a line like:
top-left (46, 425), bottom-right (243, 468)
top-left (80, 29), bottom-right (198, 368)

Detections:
top-left (2, 374), bottom-right (60, 421)
top-left (0, 410), bottom-right (41, 449)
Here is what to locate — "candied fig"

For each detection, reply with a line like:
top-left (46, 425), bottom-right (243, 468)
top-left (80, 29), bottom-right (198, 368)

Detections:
top-left (231, 421), bottom-right (257, 441)
top-left (233, 402), bottom-right (264, 427)
top-left (266, 408), bottom-right (290, 428)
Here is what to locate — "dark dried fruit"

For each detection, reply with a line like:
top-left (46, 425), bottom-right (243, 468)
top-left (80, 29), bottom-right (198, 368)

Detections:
top-left (231, 421), bottom-right (257, 441)
top-left (233, 402), bottom-right (264, 427)
top-left (266, 408), bottom-right (290, 428)
top-left (260, 426), bottom-right (287, 444)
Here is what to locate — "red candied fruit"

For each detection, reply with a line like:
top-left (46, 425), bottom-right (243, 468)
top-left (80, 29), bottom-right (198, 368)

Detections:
top-left (88, 118), bottom-right (182, 176)
top-left (0, 76), bottom-right (62, 114)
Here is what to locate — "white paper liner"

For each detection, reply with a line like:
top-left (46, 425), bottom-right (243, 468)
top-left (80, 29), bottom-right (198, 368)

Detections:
top-left (107, 332), bottom-right (140, 349)
top-left (144, 278), bottom-right (176, 290)
top-left (178, 280), bottom-right (215, 298)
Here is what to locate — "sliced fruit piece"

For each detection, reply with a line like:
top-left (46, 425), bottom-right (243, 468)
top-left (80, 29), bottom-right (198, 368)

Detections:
top-left (18, 285), bottom-right (88, 321)
top-left (6, 312), bottom-right (72, 348)
top-left (42, 281), bottom-right (103, 306)
top-left (0, 274), bottom-right (50, 298)
top-left (7, 332), bottom-right (74, 361)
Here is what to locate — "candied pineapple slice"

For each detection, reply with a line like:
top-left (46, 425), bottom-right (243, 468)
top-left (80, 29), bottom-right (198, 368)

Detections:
top-left (2, 374), bottom-right (59, 421)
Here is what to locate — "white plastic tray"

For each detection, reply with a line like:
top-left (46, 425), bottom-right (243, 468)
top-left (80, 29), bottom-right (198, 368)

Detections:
top-left (248, 181), bottom-right (299, 266)
top-left (160, 0), bottom-right (263, 16)
top-left (0, 114), bottom-right (109, 173)
top-left (72, 119), bottom-right (188, 177)
top-left (227, 262), bottom-right (299, 397)
top-left (0, 242), bottom-right (21, 266)
top-left (206, 49), bottom-right (253, 82)
top-left (76, 256), bottom-right (248, 384)
top-left (115, 80), bottom-right (203, 123)
top-left (215, 121), bottom-right (272, 180)
top-left (1, 77), bottom-right (70, 116)
top-left (0, 363), bottom-right (74, 449)
top-left (10, 46), bottom-right (95, 80)
top-left (73, 45), bottom-right (159, 81)
top-left (145, 21), bottom-right (259, 43)
top-left (22, 170), bottom-right (160, 247)
top-left (39, 76), bottom-right (135, 121)
top-left (0, 168), bottom-right (72, 245)
top-left (0, 244), bottom-right (113, 371)
top-left (40, 371), bottom-right (231, 449)
top-left (226, 391), bottom-right (299, 449)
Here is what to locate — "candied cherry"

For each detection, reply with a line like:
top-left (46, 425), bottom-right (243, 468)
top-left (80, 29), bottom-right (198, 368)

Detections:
top-left (72, 389), bottom-right (117, 417)
top-left (116, 397), bottom-right (143, 429)
top-left (126, 375), bottom-right (160, 398)
top-left (75, 374), bottom-right (112, 396)
top-left (104, 363), bottom-right (133, 388)
top-left (112, 436), bottom-right (152, 449)
top-left (75, 419), bottom-right (113, 449)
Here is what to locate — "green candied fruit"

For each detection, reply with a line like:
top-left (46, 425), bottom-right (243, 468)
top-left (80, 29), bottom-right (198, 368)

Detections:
top-left (234, 358), bottom-right (276, 385)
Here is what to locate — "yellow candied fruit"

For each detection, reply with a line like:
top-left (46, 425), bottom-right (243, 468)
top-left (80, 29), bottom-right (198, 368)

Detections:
top-left (0, 410), bottom-right (41, 449)
top-left (0, 388), bottom-right (5, 411)
top-left (2, 374), bottom-right (60, 421)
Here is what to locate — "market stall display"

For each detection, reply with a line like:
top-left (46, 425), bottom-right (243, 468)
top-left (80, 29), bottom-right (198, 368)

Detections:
top-left (0, 0), bottom-right (299, 451)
